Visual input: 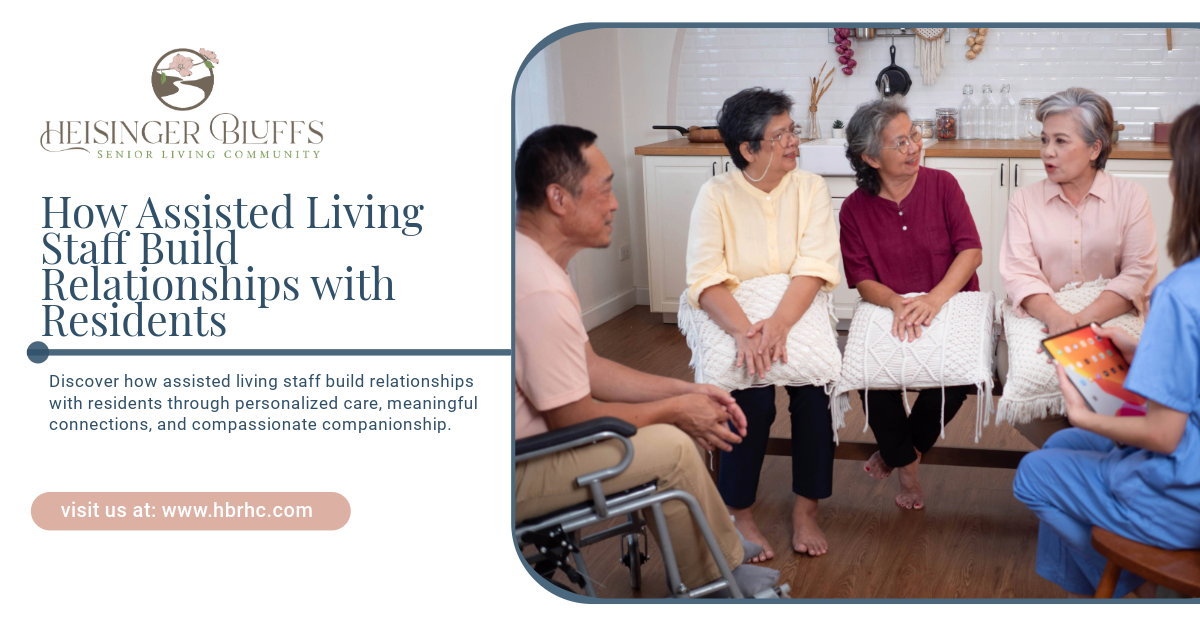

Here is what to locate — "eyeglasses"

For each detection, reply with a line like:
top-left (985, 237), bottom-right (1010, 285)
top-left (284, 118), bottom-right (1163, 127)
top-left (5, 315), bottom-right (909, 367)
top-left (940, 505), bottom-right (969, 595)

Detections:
top-left (763, 126), bottom-right (801, 146)
top-left (882, 128), bottom-right (925, 151)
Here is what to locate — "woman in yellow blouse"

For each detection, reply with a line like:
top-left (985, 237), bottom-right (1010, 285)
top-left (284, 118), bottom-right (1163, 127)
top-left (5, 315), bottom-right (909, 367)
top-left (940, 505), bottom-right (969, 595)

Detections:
top-left (686, 88), bottom-right (843, 561)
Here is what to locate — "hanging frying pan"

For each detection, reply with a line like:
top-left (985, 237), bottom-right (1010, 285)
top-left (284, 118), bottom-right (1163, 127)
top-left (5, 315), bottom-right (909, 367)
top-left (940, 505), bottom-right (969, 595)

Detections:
top-left (875, 42), bottom-right (912, 97)
top-left (653, 125), bottom-right (723, 143)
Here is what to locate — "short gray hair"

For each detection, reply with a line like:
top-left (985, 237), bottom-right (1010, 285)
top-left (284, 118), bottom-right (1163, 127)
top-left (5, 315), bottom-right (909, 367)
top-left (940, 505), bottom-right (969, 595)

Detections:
top-left (1036, 87), bottom-right (1115, 170)
top-left (845, 97), bottom-right (909, 196)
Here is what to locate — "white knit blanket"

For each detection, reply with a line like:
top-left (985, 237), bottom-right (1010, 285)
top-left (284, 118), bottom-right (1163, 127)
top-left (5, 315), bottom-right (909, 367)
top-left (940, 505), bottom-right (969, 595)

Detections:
top-left (677, 275), bottom-right (844, 409)
top-left (995, 278), bottom-right (1144, 425)
top-left (832, 291), bottom-right (997, 443)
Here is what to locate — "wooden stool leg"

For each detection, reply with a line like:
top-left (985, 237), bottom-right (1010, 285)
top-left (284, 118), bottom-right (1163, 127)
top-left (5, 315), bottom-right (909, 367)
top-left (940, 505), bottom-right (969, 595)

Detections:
top-left (1095, 560), bottom-right (1122, 598)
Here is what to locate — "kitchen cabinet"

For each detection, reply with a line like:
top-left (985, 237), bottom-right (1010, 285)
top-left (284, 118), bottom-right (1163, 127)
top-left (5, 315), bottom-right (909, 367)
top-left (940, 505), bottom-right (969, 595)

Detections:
top-left (926, 156), bottom-right (1177, 302)
top-left (642, 156), bottom-right (733, 321)
top-left (1105, 160), bottom-right (1176, 278)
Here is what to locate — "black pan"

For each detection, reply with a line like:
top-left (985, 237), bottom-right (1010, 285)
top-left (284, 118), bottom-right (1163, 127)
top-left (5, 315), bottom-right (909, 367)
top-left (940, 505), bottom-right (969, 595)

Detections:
top-left (875, 44), bottom-right (912, 97)
top-left (653, 125), bottom-right (722, 143)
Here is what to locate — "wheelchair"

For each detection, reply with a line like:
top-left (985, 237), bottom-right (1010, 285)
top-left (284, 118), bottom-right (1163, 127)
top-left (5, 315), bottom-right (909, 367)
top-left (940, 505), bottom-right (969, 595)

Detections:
top-left (514, 417), bottom-right (746, 598)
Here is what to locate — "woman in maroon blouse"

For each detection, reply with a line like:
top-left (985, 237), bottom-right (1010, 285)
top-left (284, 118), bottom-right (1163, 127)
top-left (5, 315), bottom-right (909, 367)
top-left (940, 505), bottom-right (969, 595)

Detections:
top-left (840, 98), bottom-right (984, 509)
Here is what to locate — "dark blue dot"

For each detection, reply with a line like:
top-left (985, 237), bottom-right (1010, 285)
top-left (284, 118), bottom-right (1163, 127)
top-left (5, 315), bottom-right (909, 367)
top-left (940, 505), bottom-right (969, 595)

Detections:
top-left (27, 341), bottom-right (49, 364)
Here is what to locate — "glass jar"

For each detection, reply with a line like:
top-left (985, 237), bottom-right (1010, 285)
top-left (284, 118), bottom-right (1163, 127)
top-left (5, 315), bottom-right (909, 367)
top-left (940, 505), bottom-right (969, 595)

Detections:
top-left (935, 108), bottom-right (958, 140)
top-left (1018, 98), bottom-right (1042, 139)
top-left (912, 118), bottom-right (934, 139)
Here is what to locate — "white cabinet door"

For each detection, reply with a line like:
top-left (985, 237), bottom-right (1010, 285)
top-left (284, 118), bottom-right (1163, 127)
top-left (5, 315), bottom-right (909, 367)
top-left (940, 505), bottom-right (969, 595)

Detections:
top-left (1011, 158), bottom-right (1048, 191)
top-left (720, 156), bottom-right (736, 176)
top-left (643, 156), bottom-right (721, 313)
top-left (1105, 159), bottom-right (1176, 279)
top-left (924, 157), bottom-right (1008, 300)
top-left (831, 199), bottom-right (858, 323)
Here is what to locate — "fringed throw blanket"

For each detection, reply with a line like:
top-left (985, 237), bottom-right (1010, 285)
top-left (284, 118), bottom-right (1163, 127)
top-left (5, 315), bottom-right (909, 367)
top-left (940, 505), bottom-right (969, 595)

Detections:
top-left (832, 291), bottom-right (998, 443)
top-left (677, 275), bottom-right (845, 437)
top-left (996, 278), bottom-right (1144, 426)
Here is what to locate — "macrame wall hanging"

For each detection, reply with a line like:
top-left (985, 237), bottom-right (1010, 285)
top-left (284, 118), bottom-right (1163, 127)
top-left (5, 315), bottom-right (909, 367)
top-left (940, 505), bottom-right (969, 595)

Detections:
top-left (914, 28), bottom-right (947, 86)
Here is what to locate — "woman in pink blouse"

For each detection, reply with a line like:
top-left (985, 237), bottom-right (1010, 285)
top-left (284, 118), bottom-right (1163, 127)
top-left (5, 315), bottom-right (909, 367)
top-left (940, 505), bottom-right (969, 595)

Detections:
top-left (1000, 87), bottom-right (1158, 447)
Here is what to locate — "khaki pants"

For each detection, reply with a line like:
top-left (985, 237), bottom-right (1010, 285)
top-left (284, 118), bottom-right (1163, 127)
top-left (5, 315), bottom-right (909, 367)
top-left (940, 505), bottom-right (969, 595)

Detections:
top-left (515, 424), bottom-right (743, 589)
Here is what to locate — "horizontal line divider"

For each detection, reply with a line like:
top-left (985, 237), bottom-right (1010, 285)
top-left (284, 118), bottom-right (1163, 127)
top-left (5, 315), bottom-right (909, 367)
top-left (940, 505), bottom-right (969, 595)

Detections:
top-left (45, 349), bottom-right (512, 357)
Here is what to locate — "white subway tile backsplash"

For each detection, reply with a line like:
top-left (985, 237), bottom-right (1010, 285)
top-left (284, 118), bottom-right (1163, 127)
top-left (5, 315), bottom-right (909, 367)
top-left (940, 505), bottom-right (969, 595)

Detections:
top-left (1164, 76), bottom-right (1196, 92)
top-left (1133, 77), bottom-right (1163, 90)
top-left (1166, 47), bottom-right (1197, 62)
top-left (676, 28), bottom-right (1200, 140)
top-left (1146, 62), bottom-right (1178, 76)
top-left (1134, 48), bottom-right (1164, 61)
top-left (1131, 106), bottom-right (1165, 122)
top-left (1120, 33), bottom-right (1154, 45)
top-left (1179, 29), bottom-right (1200, 45)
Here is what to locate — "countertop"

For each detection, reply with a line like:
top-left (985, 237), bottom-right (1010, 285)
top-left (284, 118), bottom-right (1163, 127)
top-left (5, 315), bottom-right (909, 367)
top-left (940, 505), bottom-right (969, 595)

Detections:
top-left (924, 139), bottom-right (1171, 160)
top-left (633, 138), bottom-right (730, 156)
top-left (633, 138), bottom-right (1172, 160)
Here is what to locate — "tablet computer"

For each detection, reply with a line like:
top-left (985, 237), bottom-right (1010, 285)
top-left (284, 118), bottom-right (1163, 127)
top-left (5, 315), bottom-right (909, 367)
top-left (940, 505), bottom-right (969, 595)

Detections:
top-left (1041, 325), bottom-right (1148, 416)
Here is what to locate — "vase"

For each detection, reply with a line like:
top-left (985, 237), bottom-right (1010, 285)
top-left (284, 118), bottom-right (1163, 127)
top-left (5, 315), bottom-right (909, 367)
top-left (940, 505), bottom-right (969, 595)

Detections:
top-left (807, 106), bottom-right (821, 140)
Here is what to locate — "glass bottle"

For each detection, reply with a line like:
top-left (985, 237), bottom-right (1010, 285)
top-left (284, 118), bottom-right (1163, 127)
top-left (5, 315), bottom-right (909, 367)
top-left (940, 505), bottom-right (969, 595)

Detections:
top-left (959, 85), bottom-right (976, 140)
top-left (998, 84), bottom-right (1017, 140)
top-left (978, 84), bottom-right (995, 140)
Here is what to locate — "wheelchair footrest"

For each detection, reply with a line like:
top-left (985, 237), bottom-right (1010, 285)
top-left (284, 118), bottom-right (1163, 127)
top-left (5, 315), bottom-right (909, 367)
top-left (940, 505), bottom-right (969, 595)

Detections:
top-left (522, 525), bottom-right (586, 592)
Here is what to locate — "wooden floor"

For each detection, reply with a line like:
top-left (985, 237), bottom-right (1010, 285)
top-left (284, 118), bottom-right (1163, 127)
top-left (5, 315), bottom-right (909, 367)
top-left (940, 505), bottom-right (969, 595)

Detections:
top-left (569, 305), bottom-right (1062, 599)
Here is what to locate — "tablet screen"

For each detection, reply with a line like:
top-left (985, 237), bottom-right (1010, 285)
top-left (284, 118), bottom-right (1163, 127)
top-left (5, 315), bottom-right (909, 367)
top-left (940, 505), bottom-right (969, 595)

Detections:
top-left (1041, 326), bottom-right (1148, 416)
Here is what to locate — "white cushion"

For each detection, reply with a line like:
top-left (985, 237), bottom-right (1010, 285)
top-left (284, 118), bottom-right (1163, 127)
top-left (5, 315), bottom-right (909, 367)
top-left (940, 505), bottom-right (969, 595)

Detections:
top-left (832, 291), bottom-right (997, 443)
top-left (995, 278), bottom-right (1144, 426)
top-left (677, 274), bottom-right (843, 397)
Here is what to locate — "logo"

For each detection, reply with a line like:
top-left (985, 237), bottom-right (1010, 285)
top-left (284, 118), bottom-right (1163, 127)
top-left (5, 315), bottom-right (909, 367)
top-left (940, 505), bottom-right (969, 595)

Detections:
top-left (42, 47), bottom-right (325, 158)
top-left (151, 48), bottom-right (219, 111)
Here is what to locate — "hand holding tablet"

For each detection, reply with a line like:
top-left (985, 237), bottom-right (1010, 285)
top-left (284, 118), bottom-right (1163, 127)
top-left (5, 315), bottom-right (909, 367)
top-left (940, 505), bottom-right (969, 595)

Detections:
top-left (1041, 323), bottom-right (1148, 416)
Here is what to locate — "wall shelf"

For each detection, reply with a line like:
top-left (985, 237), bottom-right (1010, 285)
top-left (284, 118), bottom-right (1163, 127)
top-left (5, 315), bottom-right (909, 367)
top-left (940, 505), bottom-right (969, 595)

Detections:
top-left (827, 28), bottom-right (951, 44)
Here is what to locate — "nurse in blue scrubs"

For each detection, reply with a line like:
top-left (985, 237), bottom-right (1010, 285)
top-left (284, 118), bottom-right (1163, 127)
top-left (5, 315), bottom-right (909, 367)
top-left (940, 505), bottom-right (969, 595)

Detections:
top-left (1013, 104), bottom-right (1200, 598)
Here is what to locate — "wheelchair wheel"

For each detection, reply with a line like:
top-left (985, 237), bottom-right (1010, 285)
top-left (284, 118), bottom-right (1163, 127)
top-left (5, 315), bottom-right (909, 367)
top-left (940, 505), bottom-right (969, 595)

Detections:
top-left (622, 534), bottom-right (643, 590)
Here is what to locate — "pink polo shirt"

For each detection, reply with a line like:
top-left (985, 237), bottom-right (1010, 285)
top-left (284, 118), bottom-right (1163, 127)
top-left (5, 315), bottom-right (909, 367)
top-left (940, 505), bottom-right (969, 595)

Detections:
top-left (514, 232), bottom-right (591, 440)
top-left (1000, 169), bottom-right (1158, 317)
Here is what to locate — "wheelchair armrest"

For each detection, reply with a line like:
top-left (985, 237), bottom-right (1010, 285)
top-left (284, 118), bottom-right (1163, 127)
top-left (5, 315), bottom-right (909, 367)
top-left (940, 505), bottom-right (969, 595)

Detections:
top-left (515, 417), bottom-right (638, 519)
top-left (515, 417), bottom-right (636, 459)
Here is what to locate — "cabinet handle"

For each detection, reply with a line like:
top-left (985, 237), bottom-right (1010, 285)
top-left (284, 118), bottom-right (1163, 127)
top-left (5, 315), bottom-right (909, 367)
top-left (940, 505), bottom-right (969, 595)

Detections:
top-left (1000, 163), bottom-right (1005, 187)
top-left (1014, 163), bottom-right (1020, 188)
top-left (725, 161), bottom-right (730, 172)
top-left (712, 161), bottom-right (717, 176)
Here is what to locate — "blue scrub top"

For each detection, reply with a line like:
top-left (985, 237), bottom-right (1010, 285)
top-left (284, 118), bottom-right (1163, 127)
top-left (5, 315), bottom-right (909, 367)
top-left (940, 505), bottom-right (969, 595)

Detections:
top-left (1110, 256), bottom-right (1200, 547)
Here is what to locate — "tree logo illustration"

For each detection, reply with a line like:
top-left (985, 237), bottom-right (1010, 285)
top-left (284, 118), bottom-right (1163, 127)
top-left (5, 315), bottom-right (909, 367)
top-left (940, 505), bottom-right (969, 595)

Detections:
top-left (151, 48), bottom-right (219, 111)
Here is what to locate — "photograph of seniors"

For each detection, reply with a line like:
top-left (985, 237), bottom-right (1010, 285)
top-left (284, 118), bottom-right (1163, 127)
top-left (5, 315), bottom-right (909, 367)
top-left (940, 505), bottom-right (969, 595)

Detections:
top-left (512, 26), bottom-right (1200, 600)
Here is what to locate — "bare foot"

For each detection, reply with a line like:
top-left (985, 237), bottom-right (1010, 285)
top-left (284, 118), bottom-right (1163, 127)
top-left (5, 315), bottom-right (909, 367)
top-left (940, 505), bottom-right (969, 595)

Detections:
top-left (729, 507), bottom-right (774, 563)
top-left (894, 452), bottom-right (925, 509)
top-left (791, 496), bottom-right (828, 556)
top-left (864, 451), bottom-right (892, 479)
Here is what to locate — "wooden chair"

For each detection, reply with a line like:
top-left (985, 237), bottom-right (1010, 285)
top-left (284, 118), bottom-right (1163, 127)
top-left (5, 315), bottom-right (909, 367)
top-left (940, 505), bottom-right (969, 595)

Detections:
top-left (1091, 526), bottom-right (1200, 598)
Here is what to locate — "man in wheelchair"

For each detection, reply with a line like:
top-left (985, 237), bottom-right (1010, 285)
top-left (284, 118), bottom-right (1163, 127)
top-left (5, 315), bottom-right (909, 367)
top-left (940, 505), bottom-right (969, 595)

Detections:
top-left (514, 125), bottom-right (782, 598)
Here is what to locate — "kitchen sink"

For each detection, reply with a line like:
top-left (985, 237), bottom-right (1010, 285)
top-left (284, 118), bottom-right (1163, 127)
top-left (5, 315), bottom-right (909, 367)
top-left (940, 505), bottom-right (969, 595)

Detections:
top-left (799, 137), bottom-right (938, 176)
